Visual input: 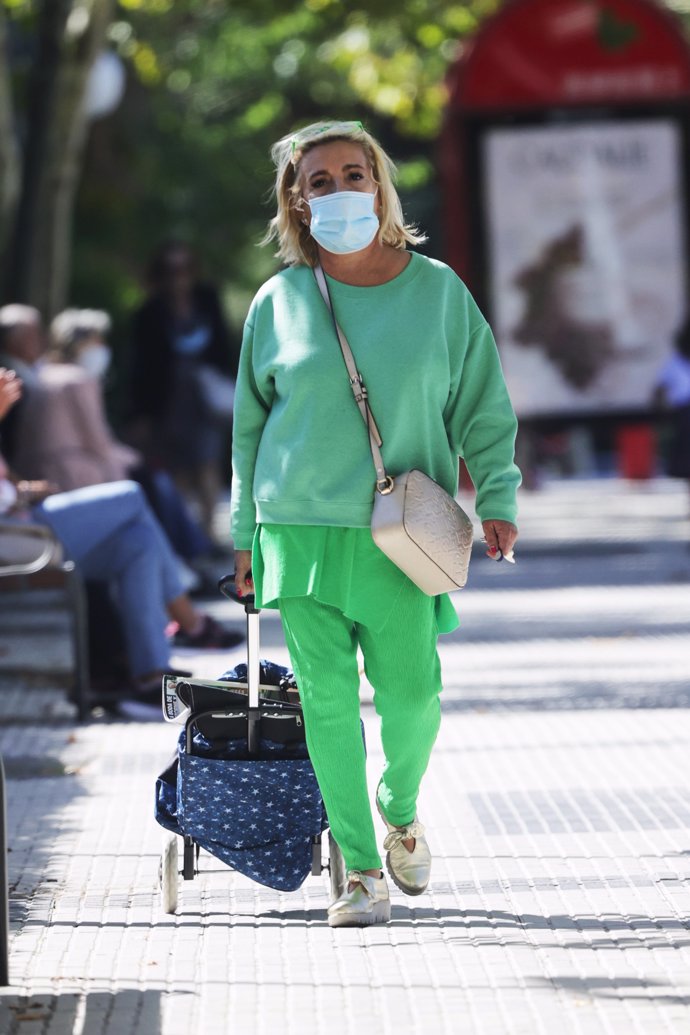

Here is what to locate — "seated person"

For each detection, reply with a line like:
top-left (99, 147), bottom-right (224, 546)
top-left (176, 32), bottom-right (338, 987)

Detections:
top-left (0, 304), bottom-right (216, 566)
top-left (0, 369), bottom-right (242, 715)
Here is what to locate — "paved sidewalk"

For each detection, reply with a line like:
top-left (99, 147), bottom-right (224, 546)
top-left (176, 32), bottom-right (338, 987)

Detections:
top-left (1, 478), bottom-right (690, 1035)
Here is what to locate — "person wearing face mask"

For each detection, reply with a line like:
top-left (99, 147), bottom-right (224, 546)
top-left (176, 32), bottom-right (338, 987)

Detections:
top-left (0, 305), bottom-right (135, 491)
top-left (231, 121), bottom-right (521, 927)
top-left (0, 370), bottom-right (244, 714)
top-left (1, 306), bottom-right (213, 571)
top-left (52, 308), bottom-right (113, 378)
top-left (43, 308), bottom-right (141, 488)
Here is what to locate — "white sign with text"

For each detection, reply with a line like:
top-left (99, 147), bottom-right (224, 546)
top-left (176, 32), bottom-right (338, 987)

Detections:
top-left (483, 119), bottom-right (685, 416)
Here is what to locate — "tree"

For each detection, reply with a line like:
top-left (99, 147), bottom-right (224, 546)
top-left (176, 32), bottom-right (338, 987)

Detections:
top-left (3, 0), bottom-right (689, 323)
top-left (0, 9), bottom-right (20, 254)
top-left (1, 0), bottom-right (506, 319)
top-left (1, 0), bottom-right (116, 316)
top-left (70, 0), bottom-right (501, 321)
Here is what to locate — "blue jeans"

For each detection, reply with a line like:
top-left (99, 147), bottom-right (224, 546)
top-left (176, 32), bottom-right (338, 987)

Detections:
top-left (149, 469), bottom-right (212, 558)
top-left (131, 465), bottom-right (212, 559)
top-left (34, 481), bottom-right (184, 678)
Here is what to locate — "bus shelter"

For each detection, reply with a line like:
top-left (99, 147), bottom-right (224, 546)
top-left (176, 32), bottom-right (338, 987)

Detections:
top-left (440, 0), bottom-right (690, 473)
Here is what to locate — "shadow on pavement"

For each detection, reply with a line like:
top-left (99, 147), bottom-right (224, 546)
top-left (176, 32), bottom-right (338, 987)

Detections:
top-left (437, 684), bottom-right (690, 710)
top-left (0, 990), bottom-right (164, 1034)
top-left (30, 905), bottom-right (690, 961)
top-left (4, 771), bottom-right (87, 929)
top-left (527, 975), bottom-right (690, 1002)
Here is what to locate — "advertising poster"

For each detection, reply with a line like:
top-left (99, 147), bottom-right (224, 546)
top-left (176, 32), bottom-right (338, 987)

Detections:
top-left (482, 119), bottom-right (686, 417)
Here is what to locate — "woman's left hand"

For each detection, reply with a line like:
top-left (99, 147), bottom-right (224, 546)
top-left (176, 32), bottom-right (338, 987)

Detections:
top-left (482, 519), bottom-right (518, 561)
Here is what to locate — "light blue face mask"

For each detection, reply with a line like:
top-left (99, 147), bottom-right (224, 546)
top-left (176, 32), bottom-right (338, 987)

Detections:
top-left (307, 190), bottom-right (379, 255)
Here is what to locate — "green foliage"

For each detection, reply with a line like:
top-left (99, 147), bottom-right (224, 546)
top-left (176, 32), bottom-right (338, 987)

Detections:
top-left (6, 0), bottom-right (688, 343)
top-left (71, 0), bottom-right (499, 330)
top-left (19, 0), bottom-right (690, 360)
top-left (2, 0), bottom-right (33, 12)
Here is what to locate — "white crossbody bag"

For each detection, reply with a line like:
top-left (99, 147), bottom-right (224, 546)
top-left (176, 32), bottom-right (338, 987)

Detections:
top-left (314, 264), bottom-right (474, 595)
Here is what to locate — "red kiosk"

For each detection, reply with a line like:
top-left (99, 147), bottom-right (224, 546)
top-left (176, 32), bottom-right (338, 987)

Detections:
top-left (441, 0), bottom-right (690, 476)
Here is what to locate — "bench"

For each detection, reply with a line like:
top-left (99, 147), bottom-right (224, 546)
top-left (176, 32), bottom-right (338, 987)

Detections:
top-left (0, 521), bottom-right (90, 721)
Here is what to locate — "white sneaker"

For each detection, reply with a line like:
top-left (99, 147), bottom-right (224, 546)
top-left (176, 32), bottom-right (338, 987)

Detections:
top-left (327, 870), bottom-right (391, 928)
top-left (376, 796), bottom-right (431, 896)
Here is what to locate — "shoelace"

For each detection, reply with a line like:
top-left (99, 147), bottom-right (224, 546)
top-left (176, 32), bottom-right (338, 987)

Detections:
top-left (383, 821), bottom-right (424, 852)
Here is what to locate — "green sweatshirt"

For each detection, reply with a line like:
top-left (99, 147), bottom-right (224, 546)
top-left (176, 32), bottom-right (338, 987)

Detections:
top-left (230, 251), bottom-right (520, 551)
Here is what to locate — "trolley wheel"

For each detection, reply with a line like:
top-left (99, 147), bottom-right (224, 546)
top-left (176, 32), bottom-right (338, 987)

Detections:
top-left (160, 834), bottom-right (179, 914)
top-left (182, 836), bottom-right (196, 880)
top-left (328, 830), bottom-right (347, 901)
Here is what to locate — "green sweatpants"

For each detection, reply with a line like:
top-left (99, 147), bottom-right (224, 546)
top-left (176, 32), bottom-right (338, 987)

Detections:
top-left (279, 586), bottom-right (443, 872)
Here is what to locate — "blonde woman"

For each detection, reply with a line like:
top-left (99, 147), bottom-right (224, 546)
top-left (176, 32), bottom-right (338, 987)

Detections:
top-left (231, 121), bottom-right (520, 926)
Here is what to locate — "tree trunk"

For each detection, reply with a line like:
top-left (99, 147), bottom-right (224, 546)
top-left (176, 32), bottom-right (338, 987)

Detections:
top-left (0, 11), bottom-right (21, 262)
top-left (7, 0), bottom-right (117, 318)
top-left (5, 0), bottom-right (72, 308)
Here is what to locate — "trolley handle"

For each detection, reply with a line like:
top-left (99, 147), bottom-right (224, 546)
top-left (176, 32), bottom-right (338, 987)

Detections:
top-left (218, 573), bottom-right (258, 613)
top-left (218, 571), bottom-right (261, 751)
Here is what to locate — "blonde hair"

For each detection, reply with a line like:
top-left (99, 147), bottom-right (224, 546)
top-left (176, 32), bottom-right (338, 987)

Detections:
top-left (263, 120), bottom-right (426, 267)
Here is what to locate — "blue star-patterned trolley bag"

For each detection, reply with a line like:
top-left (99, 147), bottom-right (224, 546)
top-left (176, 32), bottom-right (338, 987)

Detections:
top-left (154, 577), bottom-right (346, 914)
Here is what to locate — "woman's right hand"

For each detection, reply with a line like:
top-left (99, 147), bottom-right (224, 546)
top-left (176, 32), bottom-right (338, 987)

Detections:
top-left (234, 550), bottom-right (254, 597)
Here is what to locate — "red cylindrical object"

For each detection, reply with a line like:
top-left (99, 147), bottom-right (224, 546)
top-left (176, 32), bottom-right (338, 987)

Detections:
top-left (616, 423), bottom-right (656, 479)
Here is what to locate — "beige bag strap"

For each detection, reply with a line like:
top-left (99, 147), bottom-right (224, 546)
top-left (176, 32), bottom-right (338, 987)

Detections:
top-left (313, 264), bottom-right (392, 492)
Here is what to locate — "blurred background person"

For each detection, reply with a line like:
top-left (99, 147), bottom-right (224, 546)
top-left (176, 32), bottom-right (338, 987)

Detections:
top-left (127, 241), bottom-right (240, 544)
top-left (0, 303), bottom-right (224, 592)
top-left (0, 304), bottom-right (44, 462)
top-left (654, 317), bottom-right (690, 519)
top-left (48, 307), bottom-right (217, 574)
top-left (0, 374), bottom-right (243, 716)
top-left (37, 307), bottom-right (140, 489)
top-left (0, 367), bottom-right (22, 423)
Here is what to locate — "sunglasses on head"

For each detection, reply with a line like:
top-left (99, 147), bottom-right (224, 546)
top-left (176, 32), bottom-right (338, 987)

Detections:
top-left (291, 121), bottom-right (364, 156)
